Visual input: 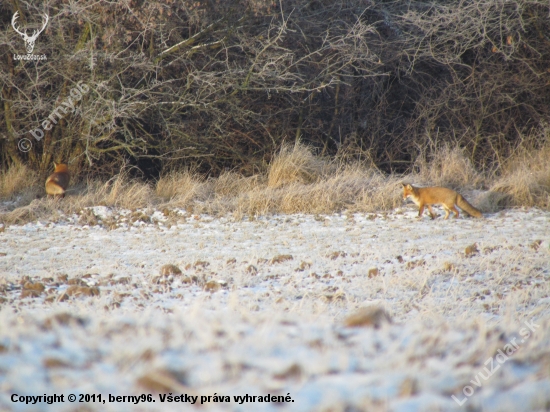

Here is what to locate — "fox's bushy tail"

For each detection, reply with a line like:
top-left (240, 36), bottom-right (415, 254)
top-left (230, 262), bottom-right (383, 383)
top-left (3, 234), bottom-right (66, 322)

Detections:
top-left (456, 195), bottom-right (482, 218)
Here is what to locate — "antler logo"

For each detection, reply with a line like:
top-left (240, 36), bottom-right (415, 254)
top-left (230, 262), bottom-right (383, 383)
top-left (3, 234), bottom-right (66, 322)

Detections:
top-left (12, 11), bottom-right (49, 54)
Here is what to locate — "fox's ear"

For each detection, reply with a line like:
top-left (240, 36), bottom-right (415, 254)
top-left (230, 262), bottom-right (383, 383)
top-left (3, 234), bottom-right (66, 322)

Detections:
top-left (53, 161), bottom-right (58, 168)
top-left (401, 183), bottom-right (406, 187)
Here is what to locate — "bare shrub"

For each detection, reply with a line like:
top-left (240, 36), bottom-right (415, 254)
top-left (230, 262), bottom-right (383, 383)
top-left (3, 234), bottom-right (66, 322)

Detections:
top-left (2, 0), bottom-right (550, 179)
top-left (267, 143), bottom-right (328, 188)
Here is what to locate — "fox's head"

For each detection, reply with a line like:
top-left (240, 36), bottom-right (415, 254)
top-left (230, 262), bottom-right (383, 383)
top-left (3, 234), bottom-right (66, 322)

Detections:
top-left (53, 162), bottom-right (69, 173)
top-left (401, 183), bottom-right (414, 200)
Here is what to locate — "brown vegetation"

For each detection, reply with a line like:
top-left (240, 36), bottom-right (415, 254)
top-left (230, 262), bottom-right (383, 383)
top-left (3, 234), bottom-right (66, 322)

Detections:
top-left (1, 142), bottom-right (548, 226)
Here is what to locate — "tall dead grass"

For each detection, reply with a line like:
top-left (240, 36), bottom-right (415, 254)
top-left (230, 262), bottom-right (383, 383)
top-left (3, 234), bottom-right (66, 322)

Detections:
top-left (1, 143), bottom-right (549, 225)
top-left (267, 143), bottom-right (329, 188)
top-left (490, 143), bottom-right (550, 208)
top-left (0, 163), bottom-right (40, 200)
top-left (0, 170), bottom-right (155, 224)
top-left (156, 170), bottom-right (204, 205)
top-left (413, 145), bottom-right (481, 189)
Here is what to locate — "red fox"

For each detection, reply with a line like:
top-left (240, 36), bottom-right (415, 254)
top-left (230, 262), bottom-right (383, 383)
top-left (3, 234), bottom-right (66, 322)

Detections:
top-left (45, 162), bottom-right (70, 198)
top-left (402, 183), bottom-right (482, 219)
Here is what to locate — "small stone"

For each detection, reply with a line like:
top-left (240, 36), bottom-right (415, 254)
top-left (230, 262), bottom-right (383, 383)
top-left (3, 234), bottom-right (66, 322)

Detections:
top-left (246, 265), bottom-right (258, 275)
top-left (270, 254), bottom-right (293, 264)
top-left (21, 289), bottom-right (42, 298)
top-left (67, 278), bottom-right (87, 286)
top-left (152, 275), bottom-right (173, 285)
top-left (327, 251), bottom-right (347, 260)
top-left (296, 261), bottom-right (311, 271)
top-left (443, 262), bottom-right (456, 272)
top-left (194, 261), bottom-right (209, 269)
top-left (65, 285), bottom-right (100, 297)
top-left (368, 268), bottom-right (379, 278)
top-left (130, 212), bottom-right (150, 223)
top-left (273, 363), bottom-right (302, 380)
top-left (204, 281), bottom-right (221, 292)
top-left (406, 259), bottom-right (425, 269)
top-left (57, 293), bottom-right (70, 302)
top-left (137, 369), bottom-right (188, 393)
top-left (344, 306), bottom-right (392, 328)
top-left (160, 264), bottom-right (182, 276)
top-left (465, 243), bottom-right (479, 257)
top-left (23, 282), bottom-right (45, 292)
top-left (43, 357), bottom-right (70, 368)
top-left (109, 276), bottom-right (131, 285)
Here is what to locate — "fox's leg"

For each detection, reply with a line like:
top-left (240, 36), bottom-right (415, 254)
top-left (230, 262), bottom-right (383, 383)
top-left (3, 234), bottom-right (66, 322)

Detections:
top-left (417, 204), bottom-right (425, 218)
top-left (442, 206), bottom-right (450, 220)
top-left (426, 205), bottom-right (436, 219)
top-left (450, 205), bottom-right (459, 218)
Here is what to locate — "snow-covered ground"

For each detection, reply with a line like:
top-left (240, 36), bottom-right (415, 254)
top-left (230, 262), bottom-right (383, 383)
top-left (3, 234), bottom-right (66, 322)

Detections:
top-left (0, 206), bottom-right (549, 411)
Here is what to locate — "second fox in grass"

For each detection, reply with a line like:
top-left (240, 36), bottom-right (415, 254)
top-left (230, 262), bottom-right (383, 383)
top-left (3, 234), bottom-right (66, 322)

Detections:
top-left (402, 183), bottom-right (482, 219)
top-left (45, 162), bottom-right (70, 198)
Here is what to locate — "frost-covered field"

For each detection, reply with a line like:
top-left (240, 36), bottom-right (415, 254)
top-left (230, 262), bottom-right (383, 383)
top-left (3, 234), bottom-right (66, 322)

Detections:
top-left (0, 206), bottom-right (549, 411)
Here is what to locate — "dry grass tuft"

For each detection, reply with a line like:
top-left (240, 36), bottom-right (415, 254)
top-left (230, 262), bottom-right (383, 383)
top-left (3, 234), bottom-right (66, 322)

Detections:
top-left (0, 163), bottom-right (40, 201)
top-left (155, 171), bottom-right (204, 206)
top-left (267, 143), bottom-right (328, 188)
top-left (94, 173), bottom-right (153, 209)
top-left (344, 306), bottom-right (392, 328)
top-left (213, 172), bottom-right (262, 198)
top-left (414, 145), bottom-right (480, 189)
top-left (353, 170), bottom-right (404, 212)
top-left (232, 164), bottom-right (399, 216)
top-left (490, 144), bottom-right (550, 208)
